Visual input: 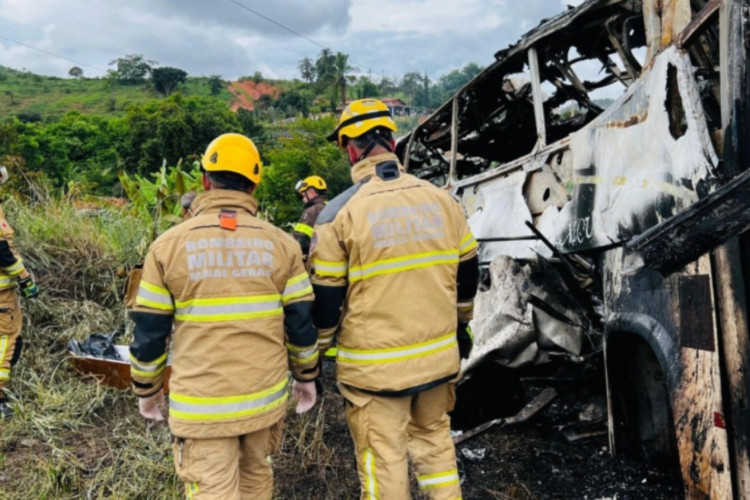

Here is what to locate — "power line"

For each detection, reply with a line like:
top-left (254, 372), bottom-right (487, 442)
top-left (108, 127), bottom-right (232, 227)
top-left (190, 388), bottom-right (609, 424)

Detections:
top-left (223, 0), bottom-right (377, 80)
top-left (0, 34), bottom-right (106, 73)
top-left (224, 0), bottom-right (326, 49)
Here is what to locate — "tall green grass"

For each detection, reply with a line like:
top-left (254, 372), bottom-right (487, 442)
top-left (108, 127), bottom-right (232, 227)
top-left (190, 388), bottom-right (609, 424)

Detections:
top-left (0, 195), bottom-right (182, 499)
top-left (0, 194), bottom-right (358, 499)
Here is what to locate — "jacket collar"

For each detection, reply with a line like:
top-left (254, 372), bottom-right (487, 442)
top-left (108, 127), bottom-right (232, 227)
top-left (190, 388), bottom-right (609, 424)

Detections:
top-left (350, 153), bottom-right (403, 183)
top-left (190, 189), bottom-right (258, 216)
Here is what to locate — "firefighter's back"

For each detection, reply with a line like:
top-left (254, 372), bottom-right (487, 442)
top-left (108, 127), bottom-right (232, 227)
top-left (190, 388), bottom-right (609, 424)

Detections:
top-left (149, 190), bottom-right (301, 437)
top-left (313, 156), bottom-right (475, 393)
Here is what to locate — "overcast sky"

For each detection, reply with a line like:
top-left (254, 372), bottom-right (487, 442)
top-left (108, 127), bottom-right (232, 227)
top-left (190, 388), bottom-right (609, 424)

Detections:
top-left (0, 0), bottom-right (584, 82)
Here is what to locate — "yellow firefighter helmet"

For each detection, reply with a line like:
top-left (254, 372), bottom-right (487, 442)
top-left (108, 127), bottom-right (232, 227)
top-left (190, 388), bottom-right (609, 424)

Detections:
top-left (201, 133), bottom-right (262, 185)
top-left (295, 175), bottom-right (327, 194)
top-left (327, 98), bottom-right (398, 147)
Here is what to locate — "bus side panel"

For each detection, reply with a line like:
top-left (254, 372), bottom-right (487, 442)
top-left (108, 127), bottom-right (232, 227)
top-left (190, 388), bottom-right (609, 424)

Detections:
top-left (604, 250), bottom-right (733, 497)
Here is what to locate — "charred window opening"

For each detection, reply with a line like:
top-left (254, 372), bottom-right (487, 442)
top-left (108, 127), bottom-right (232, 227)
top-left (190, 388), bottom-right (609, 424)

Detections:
top-left (401, 0), bottom-right (648, 185)
top-left (402, 64), bottom-right (539, 183)
top-left (666, 64), bottom-right (688, 139)
top-left (536, 13), bottom-right (647, 144)
top-left (681, 0), bottom-right (721, 134)
top-left (400, 0), bottom-right (722, 188)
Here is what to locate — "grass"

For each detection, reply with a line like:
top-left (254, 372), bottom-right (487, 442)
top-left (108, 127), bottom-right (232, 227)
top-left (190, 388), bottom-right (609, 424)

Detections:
top-left (0, 66), bottom-right (234, 121)
top-left (0, 194), bottom-right (180, 499)
top-left (0, 192), bottom-right (427, 498)
top-left (0, 193), bottom-right (359, 499)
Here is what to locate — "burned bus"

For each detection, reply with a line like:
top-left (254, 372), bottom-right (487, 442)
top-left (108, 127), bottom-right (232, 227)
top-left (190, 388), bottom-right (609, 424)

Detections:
top-left (396, 0), bottom-right (750, 497)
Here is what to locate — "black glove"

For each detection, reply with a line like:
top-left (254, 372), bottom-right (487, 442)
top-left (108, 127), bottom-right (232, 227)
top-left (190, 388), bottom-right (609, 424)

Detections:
top-left (18, 276), bottom-right (39, 299)
top-left (457, 321), bottom-right (473, 360)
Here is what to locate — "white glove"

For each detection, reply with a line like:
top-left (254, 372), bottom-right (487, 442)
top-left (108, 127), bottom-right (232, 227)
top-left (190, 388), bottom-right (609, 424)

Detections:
top-left (292, 380), bottom-right (317, 414)
top-left (138, 391), bottom-right (166, 422)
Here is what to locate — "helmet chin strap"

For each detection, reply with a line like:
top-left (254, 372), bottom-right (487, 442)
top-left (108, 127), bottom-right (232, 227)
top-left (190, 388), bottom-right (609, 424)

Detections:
top-left (352, 136), bottom-right (394, 164)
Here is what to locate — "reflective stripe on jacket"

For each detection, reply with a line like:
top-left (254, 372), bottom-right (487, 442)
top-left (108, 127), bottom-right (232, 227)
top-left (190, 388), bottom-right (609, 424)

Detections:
top-left (293, 195), bottom-right (327, 258)
top-left (130, 189), bottom-right (318, 438)
top-left (310, 153), bottom-right (477, 393)
top-left (0, 205), bottom-right (29, 292)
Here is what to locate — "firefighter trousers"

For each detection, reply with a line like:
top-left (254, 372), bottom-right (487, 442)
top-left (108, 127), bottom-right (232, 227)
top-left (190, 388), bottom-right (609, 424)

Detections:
top-left (341, 382), bottom-right (461, 500)
top-left (172, 421), bottom-right (283, 500)
top-left (0, 298), bottom-right (23, 394)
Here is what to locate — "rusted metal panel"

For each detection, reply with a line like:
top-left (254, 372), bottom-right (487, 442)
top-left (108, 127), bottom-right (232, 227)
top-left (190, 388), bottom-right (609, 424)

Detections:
top-left (717, 0), bottom-right (750, 494)
top-left (643, 0), bottom-right (663, 64)
top-left (673, 346), bottom-right (732, 498)
top-left (661, 0), bottom-right (692, 46)
top-left (603, 250), bottom-right (733, 498)
top-left (449, 96), bottom-right (459, 184)
top-left (677, 275), bottom-right (715, 351)
top-left (528, 47), bottom-right (546, 147)
top-left (712, 240), bottom-right (750, 498)
top-left (676, 0), bottom-right (720, 48)
top-left (671, 257), bottom-right (733, 499)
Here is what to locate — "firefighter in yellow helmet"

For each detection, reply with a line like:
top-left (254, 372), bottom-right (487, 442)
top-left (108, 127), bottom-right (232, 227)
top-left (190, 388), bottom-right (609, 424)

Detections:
top-left (311, 99), bottom-right (479, 499)
top-left (293, 175), bottom-right (328, 260)
top-left (130, 133), bottom-right (319, 499)
top-left (0, 164), bottom-right (40, 420)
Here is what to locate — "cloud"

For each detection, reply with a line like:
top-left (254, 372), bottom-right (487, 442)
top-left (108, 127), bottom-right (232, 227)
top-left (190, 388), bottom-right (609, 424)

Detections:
top-left (0, 0), bottom-right (568, 81)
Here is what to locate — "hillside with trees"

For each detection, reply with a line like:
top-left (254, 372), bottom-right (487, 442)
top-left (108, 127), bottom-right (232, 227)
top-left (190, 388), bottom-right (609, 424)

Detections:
top-left (0, 51), bottom-right (484, 228)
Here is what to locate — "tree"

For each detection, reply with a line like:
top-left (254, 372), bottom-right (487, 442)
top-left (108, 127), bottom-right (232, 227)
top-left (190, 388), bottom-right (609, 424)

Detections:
top-left (3, 111), bottom-right (122, 191)
top-left (437, 62), bottom-right (484, 97)
top-left (400, 72), bottom-right (423, 106)
top-left (108, 54), bottom-right (156, 84)
top-left (417, 72), bottom-right (433, 108)
top-left (277, 88), bottom-right (312, 117)
top-left (353, 76), bottom-right (380, 99)
top-left (332, 52), bottom-right (355, 108)
top-left (297, 57), bottom-right (316, 84)
top-left (236, 109), bottom-right (266, 144)
top-left (152, 67), bottom-right (188, 96)
top-left (208, 75), bottom-right (223, 96)
top-left (116, 94), bottom-right (242, 175)
top-left (254, 117), bottom-right (349, 227)
top-left (314, 48), bottom-right (336, 91)
top-left (379, 76), bottom-right (397, 95)
top-left (68, 66), bottom-right (83, 79)
top-left (252, 71), bottom-right (263, 84)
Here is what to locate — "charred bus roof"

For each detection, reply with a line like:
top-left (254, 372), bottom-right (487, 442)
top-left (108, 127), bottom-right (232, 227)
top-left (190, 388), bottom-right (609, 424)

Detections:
top-left (398, 0), bottom-right (721, 185)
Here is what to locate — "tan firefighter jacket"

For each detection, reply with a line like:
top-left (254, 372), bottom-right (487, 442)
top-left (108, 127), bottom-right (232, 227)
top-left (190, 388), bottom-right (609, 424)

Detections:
top-left (0, 204), bottom-right (29, 383)
top-left (130, 189), bottom-right (319, 439)
top-left (0, 204), bottom-right (31, 290)
top-left (309, 153), bottom-right (478, 394)
top-left (293, 195), bottom-right (327, 259)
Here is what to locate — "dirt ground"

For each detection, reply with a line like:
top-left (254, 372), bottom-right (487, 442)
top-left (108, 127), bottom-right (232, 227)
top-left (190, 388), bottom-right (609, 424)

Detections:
top-left (274, 363), bottom-right (683, 500)
top-left (0, 353), bottom-right (682, 499)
